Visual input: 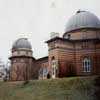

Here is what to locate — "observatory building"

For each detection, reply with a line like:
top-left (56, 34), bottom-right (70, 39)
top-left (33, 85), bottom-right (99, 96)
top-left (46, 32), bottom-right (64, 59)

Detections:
top-left (9, 10), bottom-right (100, 81)
top-left (9, 38), bottom-right (35, 80)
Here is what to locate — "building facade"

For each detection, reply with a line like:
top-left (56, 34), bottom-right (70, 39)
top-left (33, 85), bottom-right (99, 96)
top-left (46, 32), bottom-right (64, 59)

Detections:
top-left (9, 10), bottom-right (100, 81)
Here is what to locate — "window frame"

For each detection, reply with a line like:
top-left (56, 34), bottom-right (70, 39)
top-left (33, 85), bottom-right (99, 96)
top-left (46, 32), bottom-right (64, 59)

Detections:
top-left (51, 57), bottom-right (56, 79)
top-left (82, 57), bottom-right (91, 72)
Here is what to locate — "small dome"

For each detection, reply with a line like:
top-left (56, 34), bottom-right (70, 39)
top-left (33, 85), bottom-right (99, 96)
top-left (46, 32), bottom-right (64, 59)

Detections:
top-left (65, 10), bottom-right (100, 33)
top-left (12, 38), bottom-right (32, 50)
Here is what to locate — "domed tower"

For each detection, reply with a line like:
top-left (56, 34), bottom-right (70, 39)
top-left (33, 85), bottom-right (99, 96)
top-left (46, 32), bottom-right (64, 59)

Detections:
top-left (46, 10), bottom-right (100, 78)
top-left (63, 10), bottom-right (100, 39)
top-left (9, 38), bottom-right (35, 81)
top-left (63, 10), bottom-right (100, 76)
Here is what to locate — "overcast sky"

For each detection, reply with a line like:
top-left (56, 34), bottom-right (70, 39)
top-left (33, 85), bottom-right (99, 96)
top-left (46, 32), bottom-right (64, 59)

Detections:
top-left (0, 0), bottom-right (100, 63)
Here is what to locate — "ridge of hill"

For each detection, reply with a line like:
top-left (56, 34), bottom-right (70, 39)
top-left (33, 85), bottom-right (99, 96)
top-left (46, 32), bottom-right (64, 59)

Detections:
top-left (0, 77), bottom-right (98, 100)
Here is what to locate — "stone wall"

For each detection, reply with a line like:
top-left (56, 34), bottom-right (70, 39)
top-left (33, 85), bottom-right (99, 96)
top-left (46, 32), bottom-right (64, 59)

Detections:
top-left (10, 57), bottom-right (34, 81)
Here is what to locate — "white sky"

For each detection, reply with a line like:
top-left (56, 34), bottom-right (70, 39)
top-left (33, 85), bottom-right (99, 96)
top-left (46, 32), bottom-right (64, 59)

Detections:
top-left (0, 0), bottom-right (100, 64)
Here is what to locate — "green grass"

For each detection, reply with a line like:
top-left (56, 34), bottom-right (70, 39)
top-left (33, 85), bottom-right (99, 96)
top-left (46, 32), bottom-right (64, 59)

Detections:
top-left (0, 77), bottom-right (97, 100)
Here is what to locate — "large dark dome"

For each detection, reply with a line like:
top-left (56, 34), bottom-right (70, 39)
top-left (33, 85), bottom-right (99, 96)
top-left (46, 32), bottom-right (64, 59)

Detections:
top-left (65, 11), bottom-right (100, 33)
top-left (12, 38), bottom-right (32, 50)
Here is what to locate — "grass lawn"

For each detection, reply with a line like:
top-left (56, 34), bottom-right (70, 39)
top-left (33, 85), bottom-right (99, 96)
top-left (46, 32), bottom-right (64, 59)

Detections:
top-left (0, 77), bottom-right (97, 100)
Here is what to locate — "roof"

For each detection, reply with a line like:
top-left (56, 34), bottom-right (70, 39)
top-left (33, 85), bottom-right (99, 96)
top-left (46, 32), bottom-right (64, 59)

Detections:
top-left (9, 55), bottom-right (35, 60)
top-left (46, 37), bottom-right (100, 43)
top-left (12, 38), bottom-right (32, 51)
top-left (36, 56), bottom-right (48, 62)
top-left (46, 37), bottom-right (74, 43)
top-left (65, 10), bottom-right (100, 33)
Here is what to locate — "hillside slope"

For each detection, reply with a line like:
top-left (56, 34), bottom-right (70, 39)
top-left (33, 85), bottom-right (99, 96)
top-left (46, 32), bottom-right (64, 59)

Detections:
top-left (0, 77), bottom-right (97, 100)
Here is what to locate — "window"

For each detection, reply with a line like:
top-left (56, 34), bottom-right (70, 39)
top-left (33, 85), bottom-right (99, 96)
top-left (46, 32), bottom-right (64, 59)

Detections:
top-left (82, 41), bottom-right (88, 49)
top-left (38, 68), bottom-right (43, 79)
top-left (39, 67), bottom-right (48, 79)
top-left (26, 51), bottom-right (28, 55)
top-left (83, 57), bottom-right (90, 72)
top-left (51, 57), bottom-right (56, 79)
top-left (82, 32), bottom-right (88, 49)
top-left (82, 32), bottom-right (87, 39)
top-left (43, 68), bottom-right (48, 78)
top-left (68, 34), bottom-right (71, 39)
top-left (18, 51), bottom-right (20, 55)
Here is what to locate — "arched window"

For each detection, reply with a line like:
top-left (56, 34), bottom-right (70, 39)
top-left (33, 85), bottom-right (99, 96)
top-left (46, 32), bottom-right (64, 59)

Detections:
top-left (83, 57), bottom-right (90, 72)
top-left (51, 57), bottom-right (56, 79)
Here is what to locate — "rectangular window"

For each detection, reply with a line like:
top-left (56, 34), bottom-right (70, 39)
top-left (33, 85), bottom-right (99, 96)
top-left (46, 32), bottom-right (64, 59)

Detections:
top-left (82, 41), bottom-right (88, 49)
